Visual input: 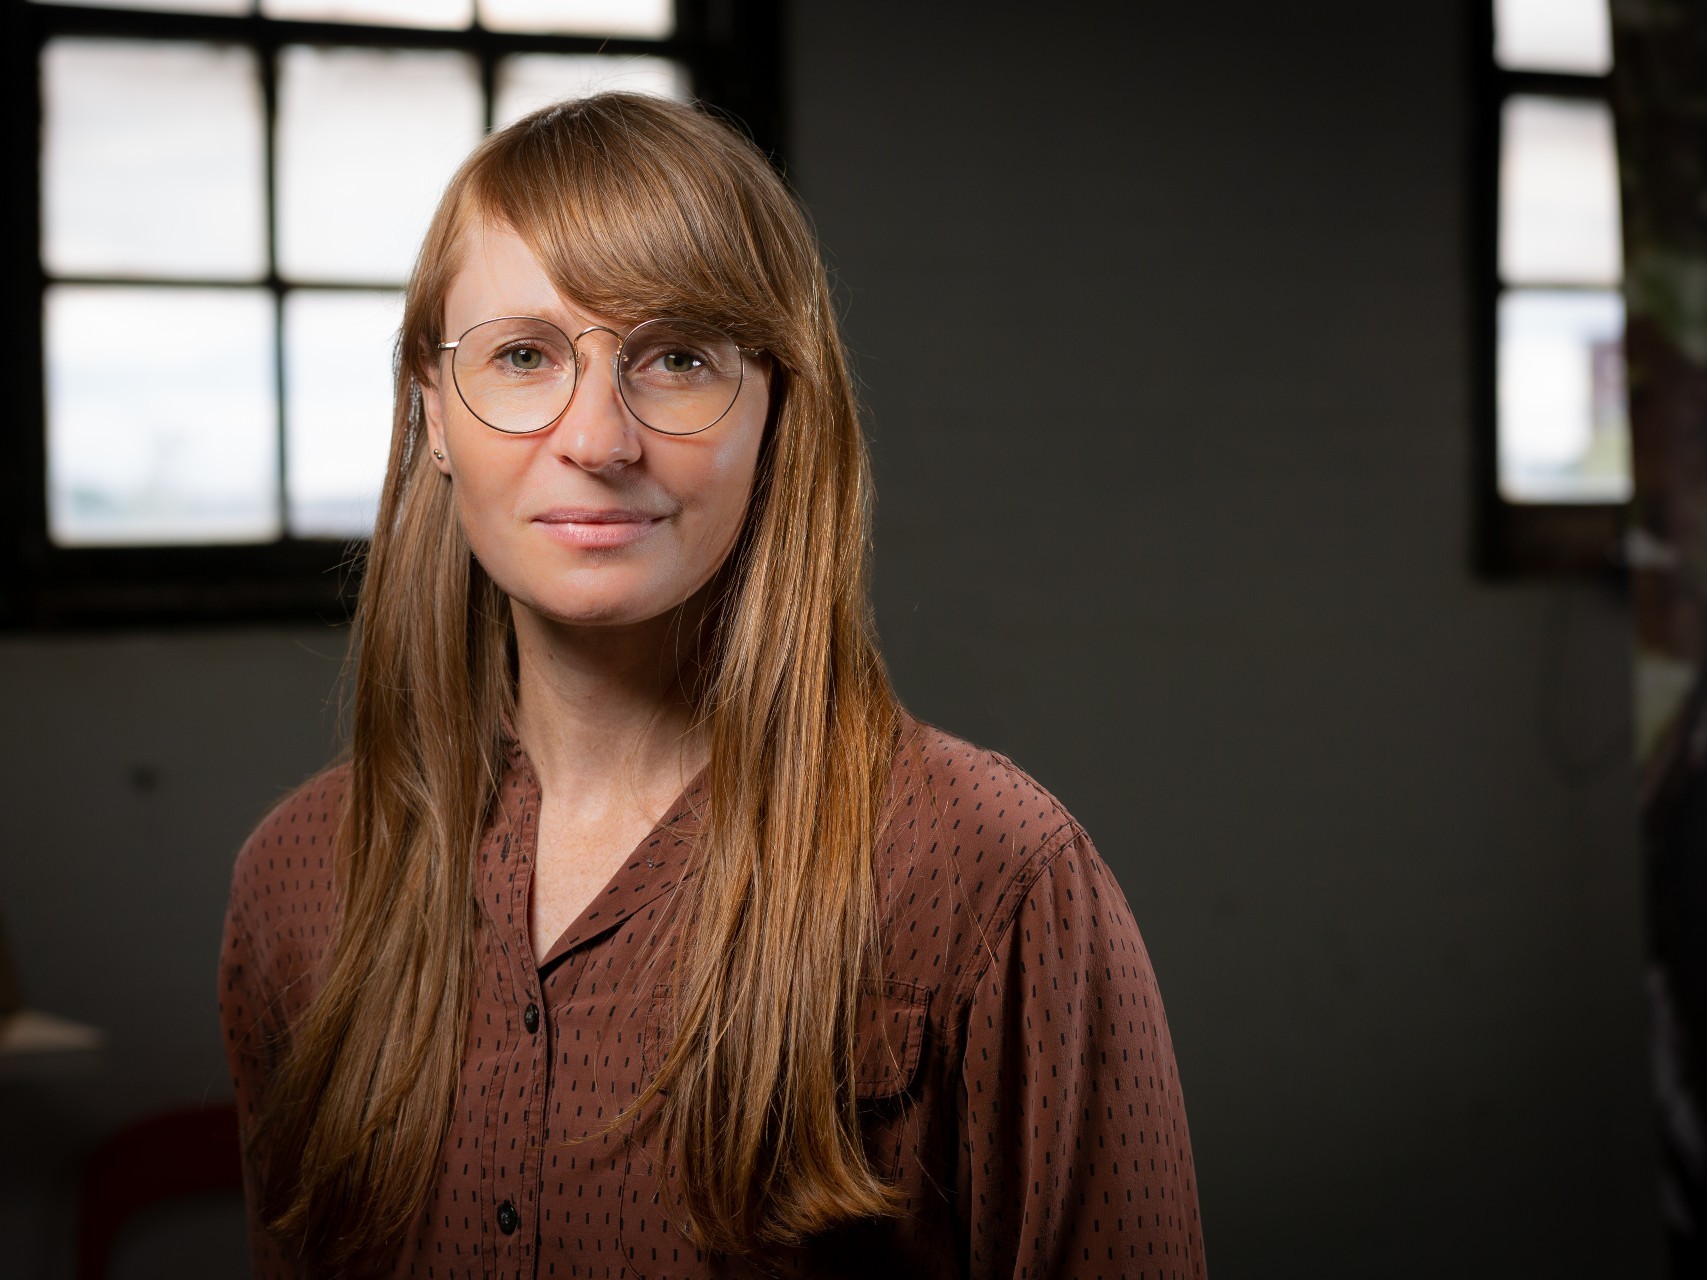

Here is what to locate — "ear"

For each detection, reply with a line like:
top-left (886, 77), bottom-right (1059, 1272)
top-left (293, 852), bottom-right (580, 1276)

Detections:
top-left (420, 373), bottom-right (452, 476)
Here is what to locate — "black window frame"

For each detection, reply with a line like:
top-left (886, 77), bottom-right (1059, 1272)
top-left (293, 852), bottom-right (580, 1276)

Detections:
top-left (3, 0), bottom-right (782, 629)
top-left (1469, 0), bottom-right (1626, 577)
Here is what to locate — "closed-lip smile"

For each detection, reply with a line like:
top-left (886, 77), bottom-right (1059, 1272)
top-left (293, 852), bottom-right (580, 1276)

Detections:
top-left (531, 506), bottom-right (668, 548)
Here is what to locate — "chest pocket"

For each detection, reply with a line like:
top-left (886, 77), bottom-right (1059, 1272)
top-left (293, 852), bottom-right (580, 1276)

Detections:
top-left (853, 978), bottom-right (931, 1100)
top-left (644, 979), bottom-right (930, 1186)
top-left (852, 979), bottom-right (931, 1184)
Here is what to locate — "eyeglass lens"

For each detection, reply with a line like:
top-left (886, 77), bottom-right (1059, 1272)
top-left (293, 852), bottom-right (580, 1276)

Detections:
top-left (447, 316), bottom-right (744, 436)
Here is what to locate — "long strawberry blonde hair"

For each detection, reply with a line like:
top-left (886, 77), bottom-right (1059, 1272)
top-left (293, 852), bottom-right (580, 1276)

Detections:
top-left (252, 93), bottom-right (900, 1272)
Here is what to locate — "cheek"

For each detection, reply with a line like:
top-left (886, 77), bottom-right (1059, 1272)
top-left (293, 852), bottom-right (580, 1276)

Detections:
top-left (688, 432), bottom-right (764, 553)
top-left (447, 445), bottom-right (528, 556)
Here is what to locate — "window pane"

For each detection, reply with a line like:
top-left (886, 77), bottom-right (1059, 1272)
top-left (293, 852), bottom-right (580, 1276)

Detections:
top-left (32, 0), bottom-right (251, 14)
top-left (277, 45), bottom-right (482, 284)
top-left (260, 0), bottom-right (471, 28)
top-left (1494, 0), bottom-right (1613, 75)
top-left (494, 54), bottom-right (687, 128)
top-left (1499, 95), bottom-right (1622, 286)
top-left (284, 290), bottom-right (401, 537)
top-left (43, 40), bottom-right (266, 279)
top-left (480, 0), bottom-right (672, 37)
top-left (1498, 289), bottom-right (1629, 504)
top-left (46, 286), bottom-right (280, 545)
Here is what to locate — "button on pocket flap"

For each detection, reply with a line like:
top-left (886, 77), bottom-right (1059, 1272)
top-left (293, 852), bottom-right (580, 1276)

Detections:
top-left (854, 979), bottom-right (930, 1100)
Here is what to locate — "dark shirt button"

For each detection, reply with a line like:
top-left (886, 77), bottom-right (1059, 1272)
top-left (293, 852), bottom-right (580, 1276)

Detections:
top-left (497, 1199), bottom-right (519, 1235)
top-left (523, 1002), bottom-right (540, 1034)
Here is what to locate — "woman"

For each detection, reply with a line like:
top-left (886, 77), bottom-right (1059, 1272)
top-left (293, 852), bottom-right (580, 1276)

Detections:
top-left (220, 93), bottom-right (1203, 1279)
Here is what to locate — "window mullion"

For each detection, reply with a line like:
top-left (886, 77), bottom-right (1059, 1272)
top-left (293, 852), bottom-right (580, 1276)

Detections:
top-left (480, 39), bottom-right (497, 134)
top-left (256, 38), bottom-right (291, 542)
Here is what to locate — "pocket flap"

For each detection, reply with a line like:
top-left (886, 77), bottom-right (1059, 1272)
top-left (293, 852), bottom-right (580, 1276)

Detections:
top-left (854, 979), bottom-right (930, 1100)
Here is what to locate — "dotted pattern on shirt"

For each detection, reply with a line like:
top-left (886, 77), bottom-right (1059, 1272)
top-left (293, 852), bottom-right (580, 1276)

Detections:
top-left (219, 717), bottom-right (1205, 1279)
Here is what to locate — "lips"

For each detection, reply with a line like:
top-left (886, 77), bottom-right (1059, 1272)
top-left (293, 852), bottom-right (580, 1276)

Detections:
top-left (531, 507), bottom-right (668, 549)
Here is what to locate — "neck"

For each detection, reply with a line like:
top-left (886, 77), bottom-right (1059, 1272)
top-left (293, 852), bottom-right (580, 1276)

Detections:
top-left (510, 600), bottom-right (706, 805)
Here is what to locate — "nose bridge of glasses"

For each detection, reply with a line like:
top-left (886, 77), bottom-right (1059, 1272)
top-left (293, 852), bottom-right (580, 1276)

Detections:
top-left (558, 325), bottom-right (633, 430)
top-left (545, 327), bottom-right (637, 458)
top-left (571, 324), bottom-right (626, 369)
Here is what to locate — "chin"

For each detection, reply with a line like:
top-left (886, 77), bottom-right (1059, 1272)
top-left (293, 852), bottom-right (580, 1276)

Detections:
top-left (475, 540), bottom-right (726, 634)
top-left (507, 579), bottom-right (691, 631)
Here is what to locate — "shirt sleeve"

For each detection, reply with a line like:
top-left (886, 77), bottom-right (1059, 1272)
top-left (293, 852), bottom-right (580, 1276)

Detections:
top-left (957, 829), bottom-right (1205, 1280)
top-left (218, 871), bottom-right (305, 1279)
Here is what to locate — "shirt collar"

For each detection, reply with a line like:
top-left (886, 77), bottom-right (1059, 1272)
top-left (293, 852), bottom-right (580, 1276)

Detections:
top-left (480, 743), bottom-right (708, 973)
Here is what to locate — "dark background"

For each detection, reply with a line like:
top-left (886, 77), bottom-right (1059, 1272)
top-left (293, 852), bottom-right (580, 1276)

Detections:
top-left (0, 1), bottom-right (1663, 1276)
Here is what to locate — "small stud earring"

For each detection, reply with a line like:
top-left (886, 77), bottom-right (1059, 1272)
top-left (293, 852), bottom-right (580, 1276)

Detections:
top-left (432, 448), bottom-right (445, 461)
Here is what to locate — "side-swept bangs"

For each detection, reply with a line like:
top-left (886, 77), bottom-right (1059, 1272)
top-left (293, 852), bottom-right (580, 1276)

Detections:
top-left (410, 94), bottom-right (818, 379)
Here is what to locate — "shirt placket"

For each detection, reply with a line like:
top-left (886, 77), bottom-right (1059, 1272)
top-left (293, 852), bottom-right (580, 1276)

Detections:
top-left (478, 770), bottom-right (551, 1280)
top-left (477, 756), bottom-right (704, 1278)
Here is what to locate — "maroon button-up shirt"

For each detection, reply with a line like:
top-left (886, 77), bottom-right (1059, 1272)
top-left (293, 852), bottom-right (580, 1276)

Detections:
top-left (220, 717), bottom-right (1205, 1278)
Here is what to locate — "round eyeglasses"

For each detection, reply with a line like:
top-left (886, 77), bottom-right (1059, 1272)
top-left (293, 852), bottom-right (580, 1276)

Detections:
top-left (435, 316), bottom-right (759, 437)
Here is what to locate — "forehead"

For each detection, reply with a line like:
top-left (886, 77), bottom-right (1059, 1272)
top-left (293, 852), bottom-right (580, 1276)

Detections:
top-left (440, 221), bottom-right (607, 335)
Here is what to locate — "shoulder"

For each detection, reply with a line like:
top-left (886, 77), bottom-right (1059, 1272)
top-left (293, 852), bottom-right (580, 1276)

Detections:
top-left (877, 716), bottom-right (1108, 1003)
top-left (224, 763), bottom-right (348, 1000)
top-left (885, 716), bottom-right (1083, 866)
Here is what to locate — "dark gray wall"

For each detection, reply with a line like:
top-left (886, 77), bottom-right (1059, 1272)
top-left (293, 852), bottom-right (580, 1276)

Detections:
top-left (0, 1), bottom-right (1662, 1276)
top-left (0, 628), bottom-right (345, 1277)
top-left (786, 0), bottom-right (1660, 1274)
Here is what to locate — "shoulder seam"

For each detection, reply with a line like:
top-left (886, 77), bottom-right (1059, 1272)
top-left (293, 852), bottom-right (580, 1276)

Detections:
top-left (947, 814), bottom-right (1087, 1015)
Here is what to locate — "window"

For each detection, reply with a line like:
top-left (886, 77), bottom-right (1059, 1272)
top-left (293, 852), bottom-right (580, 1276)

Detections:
top-left (5, 0), bottom-right (781, 625)
top-left (1475, 0), bottom-right (1627, 574)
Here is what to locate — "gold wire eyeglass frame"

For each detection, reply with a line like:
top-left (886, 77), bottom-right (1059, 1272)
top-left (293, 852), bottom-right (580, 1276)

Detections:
top-left (435, 315), bottom-right (762, 437)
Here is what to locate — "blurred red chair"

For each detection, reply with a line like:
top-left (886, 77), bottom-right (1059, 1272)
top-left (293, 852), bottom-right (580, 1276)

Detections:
top-left (75, 1102), bottom-right (243, 1280)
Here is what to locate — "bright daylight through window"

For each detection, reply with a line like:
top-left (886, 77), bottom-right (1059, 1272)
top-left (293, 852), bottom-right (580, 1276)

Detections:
top-left (34, 0), bottom-right (684, 550)
top-left (1492, 0), bottom-right (1627, 506)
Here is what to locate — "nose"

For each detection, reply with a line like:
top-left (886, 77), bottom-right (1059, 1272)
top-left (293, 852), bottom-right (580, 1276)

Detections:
top-left (545, 326), bottom-right (641, 472)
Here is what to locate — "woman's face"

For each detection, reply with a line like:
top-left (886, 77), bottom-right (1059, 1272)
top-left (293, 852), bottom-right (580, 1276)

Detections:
top-left (422, 222), bottom-right (769, 630)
